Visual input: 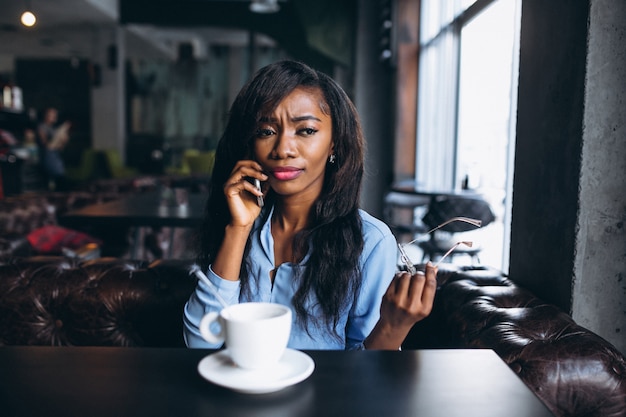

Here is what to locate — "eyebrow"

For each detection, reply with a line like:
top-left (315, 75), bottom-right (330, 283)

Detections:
top-left (259, 115), bottom-right (322, 123)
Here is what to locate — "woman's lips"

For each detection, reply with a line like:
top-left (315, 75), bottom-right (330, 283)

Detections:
top-left (271, 167), bottom-right (303, 181)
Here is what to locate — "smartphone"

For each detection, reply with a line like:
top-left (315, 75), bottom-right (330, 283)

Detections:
top-left (253, 178), bottom-right (264, 208)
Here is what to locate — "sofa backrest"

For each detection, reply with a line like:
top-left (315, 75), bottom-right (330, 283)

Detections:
top-left (0, 256), bottom-right (197, 347)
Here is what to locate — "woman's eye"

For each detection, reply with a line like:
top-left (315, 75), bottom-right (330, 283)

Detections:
top-left (299, 128), bottom-right (318, 136)
top-left (256, 128), bottom-right (275, 137)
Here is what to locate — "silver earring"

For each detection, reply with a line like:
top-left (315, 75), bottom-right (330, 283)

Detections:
top-left (329, 154), bottom-right (336, 164)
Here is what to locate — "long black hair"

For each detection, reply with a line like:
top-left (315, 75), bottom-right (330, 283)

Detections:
top-left (197, 60), bottom-right (365, 336)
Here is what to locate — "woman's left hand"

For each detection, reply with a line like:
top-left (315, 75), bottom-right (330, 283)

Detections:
top-left (364, 262), bottom-right (438, 350)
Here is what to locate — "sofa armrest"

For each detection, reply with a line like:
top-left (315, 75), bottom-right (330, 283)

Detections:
top-left (408, 265), bottom-right (626, 417)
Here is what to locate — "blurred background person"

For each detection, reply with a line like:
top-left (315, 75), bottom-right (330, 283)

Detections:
top-left (37, 107), bottom-right (71, 190)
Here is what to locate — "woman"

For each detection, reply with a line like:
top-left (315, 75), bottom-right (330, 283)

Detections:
top-left (184, 60), bottom-right (436, 350)
top-left (37, 107), bottom-right (71, 190)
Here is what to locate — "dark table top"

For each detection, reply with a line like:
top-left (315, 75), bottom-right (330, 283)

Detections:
top-left (59, 191), bottom-right (206, 229)
top-left (391, 180), bottom-right (481, 198)
top-left (0, 347), bottom-right (554, 417)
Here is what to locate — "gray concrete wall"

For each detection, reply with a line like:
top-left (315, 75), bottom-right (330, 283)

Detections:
top-left (510, 0), bottom-right (625, 354)
top-left (354, 0), bottom-right (394, 219)
top-left (573, 0), bottom-right (626, 354)
top-left (510, 0), bottom-right (588, 312)
top-left (91, 27), bottom-right (125, 157)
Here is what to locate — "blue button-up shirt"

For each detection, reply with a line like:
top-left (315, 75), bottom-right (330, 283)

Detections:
top-left (183, 208), bottom-right (398, 350)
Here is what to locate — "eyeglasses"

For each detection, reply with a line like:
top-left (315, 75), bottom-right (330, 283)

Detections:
top-left (397, 217), bottom-right (482, 274)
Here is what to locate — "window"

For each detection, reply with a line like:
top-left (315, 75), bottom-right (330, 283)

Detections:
top-left (415, 0), bottom-right (521, 270)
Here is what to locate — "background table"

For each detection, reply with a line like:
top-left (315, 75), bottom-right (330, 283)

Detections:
top-left (59, 191), bottom-right (206, 258)
top-left (0, 347), bottom-right (554, 417)
top-left (60, 191), bottom-right (206, 229)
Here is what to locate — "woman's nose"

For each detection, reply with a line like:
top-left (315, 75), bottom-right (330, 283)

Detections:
top-left (272, 131), bottom-right (297, 159)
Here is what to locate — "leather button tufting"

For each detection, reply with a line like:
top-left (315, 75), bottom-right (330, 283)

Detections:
top-left (55, 319), bottom-right (63, 329)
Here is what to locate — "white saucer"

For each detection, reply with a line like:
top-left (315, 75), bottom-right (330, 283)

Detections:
top-left (198, 348), bottom-right (315, 394)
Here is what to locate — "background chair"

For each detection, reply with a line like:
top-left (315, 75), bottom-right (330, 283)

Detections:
top-left (417, 194), bottom-right (496, 264)
top-left (185, 150), bottom-right (215, 176)
top-left (382, 190), bottom-right (430, 243)
top-left (166, 148), bottom-right (200, 176)
top-left (101, 149), bottom-right (140, 179)
top-left (65, 148), bottom-right (103, 184)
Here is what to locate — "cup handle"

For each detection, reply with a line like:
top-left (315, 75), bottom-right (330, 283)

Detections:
top-left (199, 311), bottom-right (224, 344)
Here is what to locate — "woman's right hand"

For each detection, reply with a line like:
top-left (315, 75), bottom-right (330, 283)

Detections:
top-left (364, 263), bottom-right (438, 350)
top-left (223, 160), bottom-right (268, 228)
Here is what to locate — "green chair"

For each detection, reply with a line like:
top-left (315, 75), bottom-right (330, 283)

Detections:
top-left (166, 148), bottom-right (200, 176)
top-left (102, 149), bottom-right (140, 179)
top-left (186, 150), bottom-right (215, 176)
top-left (65, 148), bottom-right (101, 183)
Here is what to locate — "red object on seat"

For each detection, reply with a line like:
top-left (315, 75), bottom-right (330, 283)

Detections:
top-left (26, 225), bottom-right (101, 254)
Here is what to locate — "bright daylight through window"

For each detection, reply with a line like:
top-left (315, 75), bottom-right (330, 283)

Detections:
top-left (415, 0), bottom-right (521, 270)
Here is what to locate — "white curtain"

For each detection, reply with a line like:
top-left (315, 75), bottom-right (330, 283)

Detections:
top-left (415, 0), bottom-right (468, 190)
top-left (416, 27), bottom-right (458, 190)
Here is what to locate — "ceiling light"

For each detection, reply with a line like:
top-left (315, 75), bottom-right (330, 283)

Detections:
top-left (20, 0), bottom-right (36, 27)
top-left (249, 0), bottom-right (280, 14)
top-left (20, 10), bottom-right (36, 27)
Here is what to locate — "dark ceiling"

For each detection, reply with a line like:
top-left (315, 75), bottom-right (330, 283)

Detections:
top-left (119, 0), bottom-right (356, 69)
top-left (0, 0), bottom-right (355, 72)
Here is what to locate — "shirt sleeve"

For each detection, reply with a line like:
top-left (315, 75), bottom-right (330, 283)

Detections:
top-left (183, 265), bottom-right (241, 348)
top-left (345, 229), bottom-right (398, 350)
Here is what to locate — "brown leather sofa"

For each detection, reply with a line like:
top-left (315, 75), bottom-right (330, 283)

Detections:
top-left (0, 256), bottom-right (196, 347)
top-left (0, 257), bottom-right (624, 417)
top-left (404, 264), bottom-right (626, 417)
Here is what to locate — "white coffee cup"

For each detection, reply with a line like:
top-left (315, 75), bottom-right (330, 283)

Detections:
top-left (199, 302), bottom-right (292, 370)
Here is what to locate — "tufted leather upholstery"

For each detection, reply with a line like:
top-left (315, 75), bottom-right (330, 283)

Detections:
top-left (404, 264), bottom-right (626, 417)
top-left (0, 256), bottom-right (196, 347)
top-left (1, 257), bottom-right (625, 416)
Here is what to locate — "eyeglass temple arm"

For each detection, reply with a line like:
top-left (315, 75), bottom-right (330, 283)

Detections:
top-left (434, 241), bottom-right (473, 267)
top-left (403, 217), bottom-right (482, 247)
top-left (398, 217), bottom-right (482, 274)
top-left (399, 240), bottom-right (475, 272)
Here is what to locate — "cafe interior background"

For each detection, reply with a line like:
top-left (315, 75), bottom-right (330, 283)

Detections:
top-left (0, 0), bottom-right (623, 355)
